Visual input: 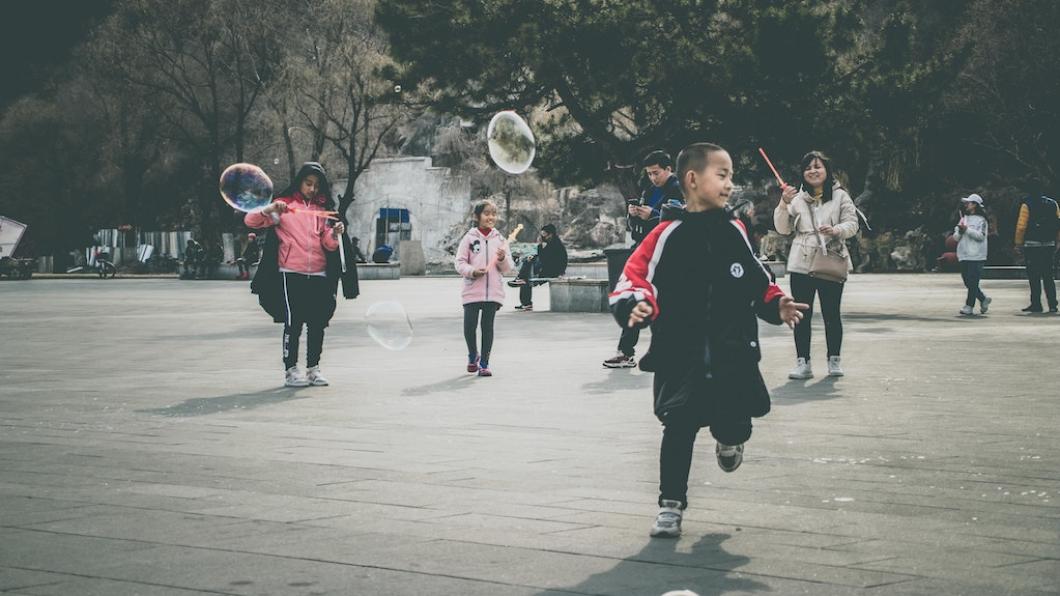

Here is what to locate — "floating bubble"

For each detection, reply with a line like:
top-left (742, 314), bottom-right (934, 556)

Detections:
top-left (366, 301), bottom-right (413, 351)
top-left (219, 163), bottom-right (274, 213)
top-left (487, 110), bottom-right (535, 174)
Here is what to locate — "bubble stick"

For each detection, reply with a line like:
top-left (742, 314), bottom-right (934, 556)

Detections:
top-left (757, 147), bottom-right (787, 188)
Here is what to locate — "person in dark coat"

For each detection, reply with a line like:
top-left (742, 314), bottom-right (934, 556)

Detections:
top-left (246, 162), bottom-right (359, 387)
top-left (609, 143), bottom-right (807, 538)
top-left (509, 223), bottom-right (568, 311)
top-left (604, 150), bottom-right (684, 368)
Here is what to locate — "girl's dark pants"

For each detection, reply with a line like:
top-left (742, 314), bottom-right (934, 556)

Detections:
top-left (281, 273), bottom-right (333, 369)
top-left (959, 260), bottom-right (987, 307)
top-left (790, 272), bottom-right (844, 359)
top-left (654, 372), bottom-right (752, 508)
top-left (463, 302), bottom-right (499, 362)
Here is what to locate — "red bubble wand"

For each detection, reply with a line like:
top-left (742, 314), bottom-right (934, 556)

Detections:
top-left (757, 147), bottom-right (787, 188)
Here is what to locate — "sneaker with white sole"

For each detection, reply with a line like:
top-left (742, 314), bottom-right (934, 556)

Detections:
top-left (827, 355), bottom-right (844, 377)
top-left (603, 352), bottom-right (636, 368)
top-left (980, 296), bottom-right (991, 314)
top-left (650, 499), bottom-right (683, 538)
top-left (306, 366), bottom-right (329, 386)
top-left (715, 442), bottom-right (744, 472)
top-left (959, 305), bottom-right (974, 315)
top-left (284, 366), bottom-right (310, 387)
top-left (788, 357), bottom-right (813, 379)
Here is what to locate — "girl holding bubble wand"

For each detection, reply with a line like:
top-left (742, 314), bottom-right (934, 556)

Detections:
top-left (454, 200), bottom-right (515, 377)
top-left (244, 162), bottom-right (349, 387)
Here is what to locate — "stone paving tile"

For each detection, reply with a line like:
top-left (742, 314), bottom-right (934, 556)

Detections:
top-left (2, 277), bottom-right (1059, 595)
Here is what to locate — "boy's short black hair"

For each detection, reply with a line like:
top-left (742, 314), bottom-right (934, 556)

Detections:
top-left (541, 223), bottom-right (557, 235)
top-left (641, 150), bottom-right (673, 170)
top-left (676, 143), bottom-right (725, 191)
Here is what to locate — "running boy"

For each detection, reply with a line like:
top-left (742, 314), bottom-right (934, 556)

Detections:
top-left (609, 143), bottom-right (807, 538)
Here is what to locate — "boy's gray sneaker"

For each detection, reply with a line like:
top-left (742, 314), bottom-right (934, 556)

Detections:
top-left (285, 366), bottom-right (310, 387)
top-left (306, 366), bottom-right (329, 386)
top-left (959, 305), bottom-right (974, 315)
top-left (980, 296), bottom-right (991, 314)
top-left (716, 442), bottom-right (744, 473)
top-left (827, 355), bottom-right (844, 377)
top-left (650, 499), bottom-right (683, 538)
top-left (788, 357), bottom-right (813, 379)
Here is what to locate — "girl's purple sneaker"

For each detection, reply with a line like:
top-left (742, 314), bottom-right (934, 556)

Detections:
top-left (467, 355), bottom-right (479, 373)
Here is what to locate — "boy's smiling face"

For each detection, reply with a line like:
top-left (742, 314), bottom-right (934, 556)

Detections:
top-left (684, 150), bottom-right (734, 211)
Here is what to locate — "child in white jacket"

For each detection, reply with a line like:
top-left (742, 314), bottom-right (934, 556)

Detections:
top-left (953, 194), bottom-right (990, 315)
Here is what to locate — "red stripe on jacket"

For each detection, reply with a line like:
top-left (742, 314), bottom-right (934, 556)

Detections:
top-left (608, 220), bottom-right (680, 321)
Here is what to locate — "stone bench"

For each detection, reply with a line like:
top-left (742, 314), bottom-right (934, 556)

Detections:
top-left (564, 261), bottom-right (608, 280)
top-left (549, 278), bottom-right (609, 313)
top-left (358, 262), bottom-right (400, 280)
top-left (762, 260), bottom-right (786, 277)
top-left (983, 266), bottom-right (1026, 279)
top-left (202, 262), bottom-right (399, 280)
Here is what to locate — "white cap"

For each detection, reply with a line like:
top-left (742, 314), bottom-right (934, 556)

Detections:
top-left (960, 193), bottom-right (984, 205)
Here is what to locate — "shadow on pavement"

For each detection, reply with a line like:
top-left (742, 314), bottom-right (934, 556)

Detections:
top-left (137, 387), bottom-right (310, 417)
top-left (534, 533), bottom-right (766, 596)
top-left (401, 374), bottom-right (479, 396)
top-left (771, 376), bottom-right (842, 404)
top-left (581, 369), bottom-right (654, 395)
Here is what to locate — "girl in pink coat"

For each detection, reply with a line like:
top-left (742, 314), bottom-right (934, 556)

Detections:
top-left (454, 201), bottom-right (515, 376)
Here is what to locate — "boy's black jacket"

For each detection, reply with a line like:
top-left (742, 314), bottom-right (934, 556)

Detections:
top-left (250, 228), bottom-right (360, 324)
top-left (610, 204), bottom-right (784, 422)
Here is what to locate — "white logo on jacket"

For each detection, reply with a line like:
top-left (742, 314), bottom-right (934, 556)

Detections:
top-left (730, 263), bottom-right (744, 278)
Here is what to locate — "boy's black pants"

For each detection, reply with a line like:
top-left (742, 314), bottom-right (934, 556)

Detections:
top-left (1024, 246), bottom-right (1058, 308)
top-left (654, 372), bottom-right (752, 508)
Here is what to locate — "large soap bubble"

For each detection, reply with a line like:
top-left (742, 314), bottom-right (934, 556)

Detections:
top-left (219, 163), bottom-right (274, 213)
top-left (487, 111), bottom-right (535, 174)
top-left (366, 301), bottom-right (414, 351)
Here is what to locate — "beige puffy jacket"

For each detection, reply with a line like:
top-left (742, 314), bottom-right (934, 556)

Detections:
top-left (772, 184), bottom-right (859, 275)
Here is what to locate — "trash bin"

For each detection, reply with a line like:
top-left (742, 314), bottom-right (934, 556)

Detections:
top-left (603, 245), bottom-right (631, 292)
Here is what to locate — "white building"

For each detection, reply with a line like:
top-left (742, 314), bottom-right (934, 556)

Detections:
top-left (336, 157), bottom-right (471, 263)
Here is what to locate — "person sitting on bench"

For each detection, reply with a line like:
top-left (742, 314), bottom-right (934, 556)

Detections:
top-left (509, 224), bottom-right (567, 311)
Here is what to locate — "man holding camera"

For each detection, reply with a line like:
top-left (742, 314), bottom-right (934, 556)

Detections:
top-left (603, 150), bottom-right (684, 368)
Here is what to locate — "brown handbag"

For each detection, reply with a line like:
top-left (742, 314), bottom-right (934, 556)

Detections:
top-left (807, 206), bottom-right (849, 283)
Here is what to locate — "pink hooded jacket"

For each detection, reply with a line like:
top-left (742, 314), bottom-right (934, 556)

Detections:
top-left (455, 227), bottom-right (515, 305)
top-left (244, 195), bottom-right (339, 275)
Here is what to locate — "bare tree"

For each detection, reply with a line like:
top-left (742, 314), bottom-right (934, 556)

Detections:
top-left (99, 0), bottom-right (285, 239)
top-left (297, 0), bottom-right (410, 221)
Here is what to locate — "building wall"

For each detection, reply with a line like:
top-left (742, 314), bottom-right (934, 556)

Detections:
top-left (336, 157), bottom-right (471, 263)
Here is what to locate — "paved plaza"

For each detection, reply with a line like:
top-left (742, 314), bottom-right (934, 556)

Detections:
top-left (1, 274), bottom-right (1058, 595)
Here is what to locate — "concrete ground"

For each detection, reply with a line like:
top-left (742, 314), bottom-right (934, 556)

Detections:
top-left (0, 274), bottom-right (1057, 596)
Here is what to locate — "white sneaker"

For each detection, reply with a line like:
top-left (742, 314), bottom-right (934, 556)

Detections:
top-left (959, 305), bottom-right (974, 315)
top-left (306, 366), bottom-right (329, 386)
top-left (788, 357), bottom-right (813, 379)
top-left (827, 355), bottom-right (844, 377)
top-left (980, 296), bottom-right (991, 314)
top-left (650, 499), bottom-right (683, 538)
top-left (284, 366), bottom-right (310, 387)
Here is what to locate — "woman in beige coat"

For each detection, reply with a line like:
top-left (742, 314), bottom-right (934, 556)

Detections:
top-left (773, 151), bottom-right (859, 379)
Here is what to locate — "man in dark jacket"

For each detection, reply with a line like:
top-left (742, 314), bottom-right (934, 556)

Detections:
top-left (609, 142), bottom-right (806, 538)
top-left (604, 150), bottom-right (684, 367)
top-left (509, 223), bottom-right (568, 311)
top-left (1014, 192), bottom-right (1060, 312)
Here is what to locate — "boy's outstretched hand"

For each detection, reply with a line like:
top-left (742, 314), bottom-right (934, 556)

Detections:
top-left (779, 296), bottom-right (809, 329)
top-left (627, 301), bottom-right (653, 328)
